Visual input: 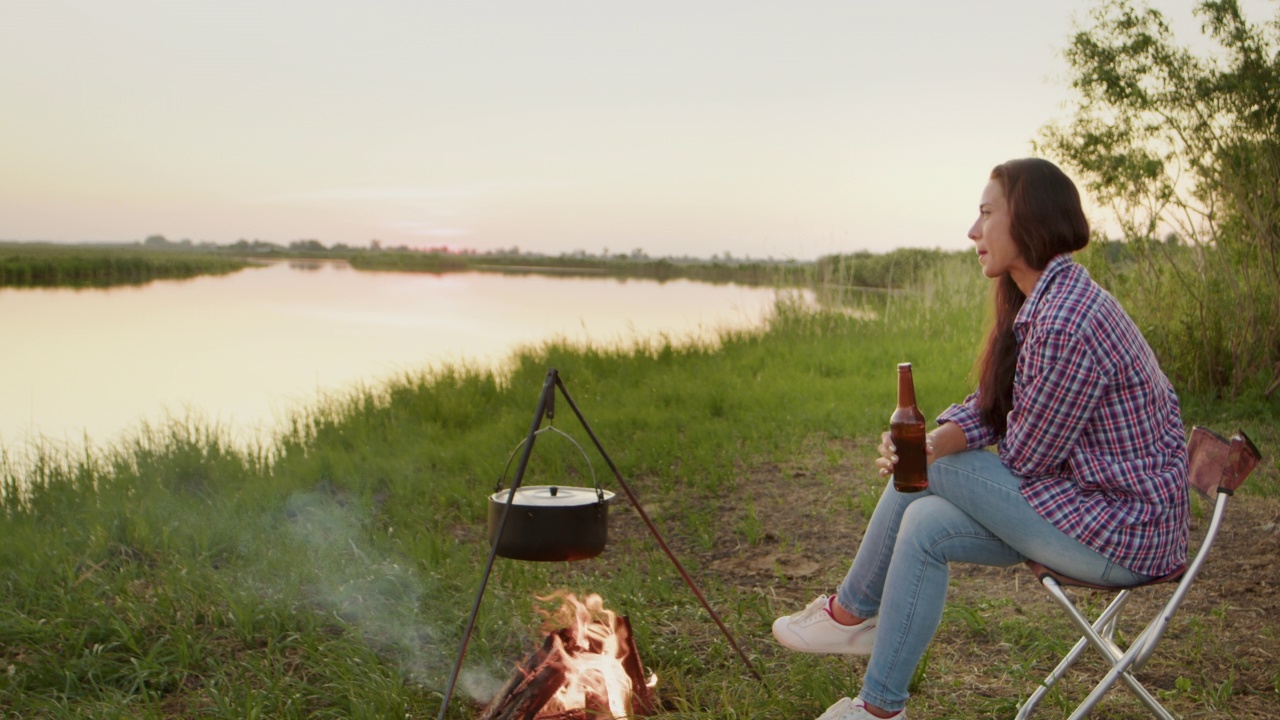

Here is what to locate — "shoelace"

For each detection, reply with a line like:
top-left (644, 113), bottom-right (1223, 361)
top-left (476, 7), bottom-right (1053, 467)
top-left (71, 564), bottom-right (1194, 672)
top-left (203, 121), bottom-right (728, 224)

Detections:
top-left (794, 596), bottom-right (833, 626)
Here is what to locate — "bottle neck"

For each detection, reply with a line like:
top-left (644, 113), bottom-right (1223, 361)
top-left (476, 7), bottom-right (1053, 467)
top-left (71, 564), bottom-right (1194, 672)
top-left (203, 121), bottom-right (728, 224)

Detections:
top-left (897, 367), bottom-right (917, 407)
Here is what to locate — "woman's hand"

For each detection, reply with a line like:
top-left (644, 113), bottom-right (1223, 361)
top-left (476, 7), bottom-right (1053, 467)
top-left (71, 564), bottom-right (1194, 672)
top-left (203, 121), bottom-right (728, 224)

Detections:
top-left (877, 423), bottom-right (965, 477)
top-left (876, 431), bottom-right (936, 478)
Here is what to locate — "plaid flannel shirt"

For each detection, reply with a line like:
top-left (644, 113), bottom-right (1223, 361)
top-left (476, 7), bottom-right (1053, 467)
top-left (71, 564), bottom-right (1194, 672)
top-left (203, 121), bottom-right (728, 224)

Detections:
top-left (938, 254), bottom-right (1189, 577)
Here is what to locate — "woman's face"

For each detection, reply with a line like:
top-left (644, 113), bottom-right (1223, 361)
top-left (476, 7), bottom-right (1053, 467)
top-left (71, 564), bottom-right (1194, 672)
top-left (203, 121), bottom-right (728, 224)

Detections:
top-left (968, 179), bottom-right (1033, 285)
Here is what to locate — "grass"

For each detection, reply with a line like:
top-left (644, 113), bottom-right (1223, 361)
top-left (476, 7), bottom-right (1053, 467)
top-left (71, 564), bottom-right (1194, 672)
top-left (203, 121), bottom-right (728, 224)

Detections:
top-left (2, 253), bottom-right (1277, 718)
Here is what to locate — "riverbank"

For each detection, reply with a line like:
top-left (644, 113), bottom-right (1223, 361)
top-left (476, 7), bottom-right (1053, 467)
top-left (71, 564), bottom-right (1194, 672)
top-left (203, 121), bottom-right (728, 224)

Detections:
top-left (2, 239), bottom-right (964, 293)
top-left (1, 239), bottom-right (808, 289)
top-left (0, 242), bottom-right (251, 288)
top-left (2, 260), bottom-right (790, 457)
top-left (2, 258), bottom-right (1276, 718)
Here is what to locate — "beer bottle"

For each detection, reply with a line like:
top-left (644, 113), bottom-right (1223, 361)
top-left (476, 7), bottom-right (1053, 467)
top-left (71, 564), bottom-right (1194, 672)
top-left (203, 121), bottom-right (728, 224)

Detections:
top-left (890, 362), bottom-right (928, 492)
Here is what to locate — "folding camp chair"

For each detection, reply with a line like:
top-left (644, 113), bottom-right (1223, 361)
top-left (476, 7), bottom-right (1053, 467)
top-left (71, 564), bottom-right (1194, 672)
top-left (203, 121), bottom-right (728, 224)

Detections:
top-left (1015, 427), bottom-right (1262, 720)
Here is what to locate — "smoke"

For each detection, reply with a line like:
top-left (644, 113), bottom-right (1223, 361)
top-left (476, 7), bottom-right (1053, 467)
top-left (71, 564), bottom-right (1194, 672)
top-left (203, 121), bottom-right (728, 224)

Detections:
top-left (281, 491), bottom-right (504, 700)
top-left (459, 667), bottom-right (507, 705)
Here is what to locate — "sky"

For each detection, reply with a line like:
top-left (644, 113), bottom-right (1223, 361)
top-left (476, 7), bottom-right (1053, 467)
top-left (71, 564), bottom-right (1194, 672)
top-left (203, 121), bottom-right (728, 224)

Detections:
top-left (3, 1), bottom-right (1272, 260)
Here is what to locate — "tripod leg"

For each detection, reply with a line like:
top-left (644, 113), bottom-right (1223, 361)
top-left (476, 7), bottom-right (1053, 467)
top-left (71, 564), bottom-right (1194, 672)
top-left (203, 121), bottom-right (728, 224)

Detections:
top-left (554, 374), bottom-right (766, 685)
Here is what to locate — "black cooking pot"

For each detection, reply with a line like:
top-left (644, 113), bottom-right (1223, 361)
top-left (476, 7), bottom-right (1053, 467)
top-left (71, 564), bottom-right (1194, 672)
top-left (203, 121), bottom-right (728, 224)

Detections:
top-left (487, 425), bottom-right (616, 562)
top-left (487, 484), bottom-right (616, 561)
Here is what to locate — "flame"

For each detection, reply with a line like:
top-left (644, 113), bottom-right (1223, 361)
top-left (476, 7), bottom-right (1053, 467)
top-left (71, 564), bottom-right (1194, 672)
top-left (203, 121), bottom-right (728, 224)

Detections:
top-left (536, 592), bottom-right (657, 719)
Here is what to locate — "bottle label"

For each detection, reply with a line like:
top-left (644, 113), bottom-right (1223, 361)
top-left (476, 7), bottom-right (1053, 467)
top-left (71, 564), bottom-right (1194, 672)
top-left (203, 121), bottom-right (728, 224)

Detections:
top-left (890, 422), bottom-right (929, 492)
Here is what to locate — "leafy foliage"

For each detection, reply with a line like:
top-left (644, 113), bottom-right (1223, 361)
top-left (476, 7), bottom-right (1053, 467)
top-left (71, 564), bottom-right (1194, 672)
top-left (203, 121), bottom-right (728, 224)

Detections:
top-left (1038, 0), bottom-right (1280, 397)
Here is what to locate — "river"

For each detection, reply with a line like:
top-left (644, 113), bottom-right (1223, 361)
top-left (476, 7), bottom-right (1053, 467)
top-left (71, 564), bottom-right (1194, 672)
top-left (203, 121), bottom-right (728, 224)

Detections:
top-left (1, 260), bottom-right (796, 453)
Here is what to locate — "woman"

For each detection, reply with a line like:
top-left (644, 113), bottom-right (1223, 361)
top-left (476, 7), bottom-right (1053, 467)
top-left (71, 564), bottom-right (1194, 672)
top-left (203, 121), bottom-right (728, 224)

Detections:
top-left (771, 158), bottom-right (1189, 720)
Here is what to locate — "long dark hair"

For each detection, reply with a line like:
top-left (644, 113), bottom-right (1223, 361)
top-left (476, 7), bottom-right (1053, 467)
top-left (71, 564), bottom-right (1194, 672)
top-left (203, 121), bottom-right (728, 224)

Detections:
top-left (976, 158), bottom-right (1091, 435)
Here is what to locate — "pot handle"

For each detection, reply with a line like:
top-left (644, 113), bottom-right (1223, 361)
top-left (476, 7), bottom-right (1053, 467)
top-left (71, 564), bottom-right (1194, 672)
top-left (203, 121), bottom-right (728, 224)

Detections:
top-left (493, 425), bottom-right (604, 502)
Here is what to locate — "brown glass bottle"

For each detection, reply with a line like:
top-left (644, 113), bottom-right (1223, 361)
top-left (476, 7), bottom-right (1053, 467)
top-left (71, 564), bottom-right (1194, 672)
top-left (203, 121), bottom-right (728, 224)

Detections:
top-left (890, 362), bottom-right (928, 492)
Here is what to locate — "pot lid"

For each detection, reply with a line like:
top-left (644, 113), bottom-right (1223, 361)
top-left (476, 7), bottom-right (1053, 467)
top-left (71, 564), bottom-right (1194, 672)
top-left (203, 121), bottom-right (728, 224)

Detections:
top-left (489, 485), bottom-right (615, 507)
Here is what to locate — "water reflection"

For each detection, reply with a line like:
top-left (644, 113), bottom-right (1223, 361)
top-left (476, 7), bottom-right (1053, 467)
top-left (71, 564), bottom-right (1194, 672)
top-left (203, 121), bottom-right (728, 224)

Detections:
top-left (0, 260), bottom-right (797, 451)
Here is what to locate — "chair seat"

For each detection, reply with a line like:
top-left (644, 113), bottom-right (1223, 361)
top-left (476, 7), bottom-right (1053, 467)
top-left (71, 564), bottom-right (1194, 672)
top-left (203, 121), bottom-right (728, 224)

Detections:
top-left (1026, 560), bottom-right (1186, 591)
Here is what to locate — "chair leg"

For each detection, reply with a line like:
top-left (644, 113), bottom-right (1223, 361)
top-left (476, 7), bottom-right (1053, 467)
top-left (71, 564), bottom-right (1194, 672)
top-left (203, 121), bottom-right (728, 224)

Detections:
top-left (1016, 581), bottom-right (1133, 719)
top-left (1122, 671), bottom-right (1176, 720)
top-left (1015, 635), bottom-right (1090, 719)
top-left (1068, 643), bottom-right (1176, 720)
top-left (1055, 593), bottom-right (1178, 720)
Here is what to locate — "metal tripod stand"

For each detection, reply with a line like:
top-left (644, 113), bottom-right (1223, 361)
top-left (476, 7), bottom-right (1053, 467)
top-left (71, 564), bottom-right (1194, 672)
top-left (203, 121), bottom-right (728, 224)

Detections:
top-left (437, 367), bottom-right (764, 719)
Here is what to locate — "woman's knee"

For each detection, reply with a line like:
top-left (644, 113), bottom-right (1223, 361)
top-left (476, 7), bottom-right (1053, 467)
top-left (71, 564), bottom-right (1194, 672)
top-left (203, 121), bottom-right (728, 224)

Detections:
top-left (897, 496), bottom-right (1019, 567)
top-left (896, 497), bottom-right (970, 550)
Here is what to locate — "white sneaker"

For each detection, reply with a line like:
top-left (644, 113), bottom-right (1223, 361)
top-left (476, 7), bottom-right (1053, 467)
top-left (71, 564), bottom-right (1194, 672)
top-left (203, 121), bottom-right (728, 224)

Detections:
top-left (815, 697), bottom-right (907, 720)
top-left (815, 697), bottom-right (853, 720)
top-left (772, 595), bottom-right (877, 654)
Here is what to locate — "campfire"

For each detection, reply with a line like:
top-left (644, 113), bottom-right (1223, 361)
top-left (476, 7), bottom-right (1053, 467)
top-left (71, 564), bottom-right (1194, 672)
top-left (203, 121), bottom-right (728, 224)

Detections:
top-left (434, 371), bottom-right (761, 720)
top-left (481, 593), bottom-right (658, 720)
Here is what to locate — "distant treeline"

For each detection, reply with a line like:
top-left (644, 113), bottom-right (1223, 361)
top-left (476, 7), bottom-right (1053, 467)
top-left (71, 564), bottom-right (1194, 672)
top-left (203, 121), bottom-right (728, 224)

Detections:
top-left (348, 248), bottom-right (815, 286)
top-left (343, 244), bottom-right (982, 290)
top-left (118, 234), bottom-right (977, 291)
top-left (0, 243), bottom-right (250, 288)
top-left (241, 239), bottom-right (974, 291)
top-left (2, 236), bottom-right (978, 293)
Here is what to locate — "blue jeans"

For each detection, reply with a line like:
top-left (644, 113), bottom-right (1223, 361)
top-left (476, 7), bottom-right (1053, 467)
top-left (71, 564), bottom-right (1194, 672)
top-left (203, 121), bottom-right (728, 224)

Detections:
top-left (835, 450), bottom-right (1151, 712)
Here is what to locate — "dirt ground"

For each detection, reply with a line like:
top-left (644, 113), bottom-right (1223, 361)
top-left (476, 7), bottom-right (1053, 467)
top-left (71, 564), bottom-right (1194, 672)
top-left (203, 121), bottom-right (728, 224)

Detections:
top-left (607, 434), bottom-right (1280, 719)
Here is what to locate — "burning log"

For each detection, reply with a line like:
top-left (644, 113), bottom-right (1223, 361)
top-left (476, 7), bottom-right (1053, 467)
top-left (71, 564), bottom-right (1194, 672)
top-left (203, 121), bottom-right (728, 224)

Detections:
top-left (614, 615), bottom-right (657, 716)
top-left (479, 630), bottom-right (572, 720)
top-left (481, 594), bottom-right (657, 720)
